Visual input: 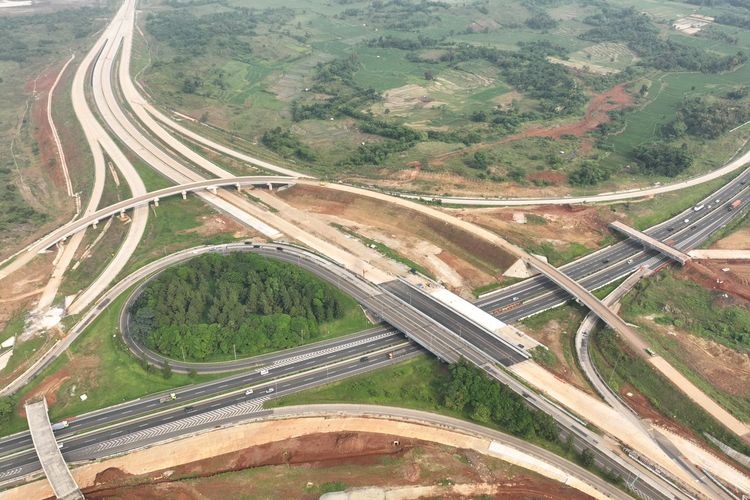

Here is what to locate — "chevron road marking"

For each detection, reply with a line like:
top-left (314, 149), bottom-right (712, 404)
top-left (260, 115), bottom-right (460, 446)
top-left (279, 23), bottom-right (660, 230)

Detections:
top-left (267, 332), bottom-right (395, 370)
top-left (80, 397), bottom-right (271, 454)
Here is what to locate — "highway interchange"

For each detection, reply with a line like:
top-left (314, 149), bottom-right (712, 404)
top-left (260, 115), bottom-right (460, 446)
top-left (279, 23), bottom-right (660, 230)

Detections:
top-left (0, 0), bottom-right (749, 497)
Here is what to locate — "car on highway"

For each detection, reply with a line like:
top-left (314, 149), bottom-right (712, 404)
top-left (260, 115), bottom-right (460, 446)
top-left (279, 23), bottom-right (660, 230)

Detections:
top-left (684, 218), bottom-right (690, 223)
top-left (359, 356), bottom-right (369, 362)
top-left (266, 387), bottom-right (275, 394)
top-left (259, 368), bottom-right (269, 376)
top-left (245, 389), bottom-right (253, 395)
top-left (627, 259), bottom-right (633, 264)
top-left (184, 406), bottom-right (195, 413)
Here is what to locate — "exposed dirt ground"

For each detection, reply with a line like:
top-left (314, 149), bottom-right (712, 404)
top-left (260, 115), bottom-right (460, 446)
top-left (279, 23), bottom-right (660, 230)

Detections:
top-left (453, 204), bottom-right (614, 257)
top-left (711, 226), bottom-right (750, 250)
top-left (681, 261), bottom-right (750, 306)
top-left (275, 185), bottom-right (518, 295)
top-left (16, 350), bottom-right (99, 415)
top-left (343, 84), bottom-right (634, 198)
top-left (181, 213), bottom-right (257, 239)
top-left (517, 316), bottom-right (594, 394)
top-left (618, 383), bottom-right (698, 441)
top-left (80, 432), bottom-right (590, 500)
top-left (636, 315), bottom-right (750, 398)
top-left (433, 83), bottom-right (634, 162)
top-left (0, 254), bottom-right (54, 332)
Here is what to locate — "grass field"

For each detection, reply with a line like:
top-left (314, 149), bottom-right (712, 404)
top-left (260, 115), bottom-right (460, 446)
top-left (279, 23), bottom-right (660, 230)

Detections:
top-left (271, 355), bottom-right (625, 486)
top-left (116, 196), bottom-right (237, 280)
top-left (134, 0), bottom-right (750, 194)
top-left (1, 289), bottom-right (223, 436)
top-left (591, 325), bottom-right (750, 456)
top-left (619, 270), bottom-right (750, 422)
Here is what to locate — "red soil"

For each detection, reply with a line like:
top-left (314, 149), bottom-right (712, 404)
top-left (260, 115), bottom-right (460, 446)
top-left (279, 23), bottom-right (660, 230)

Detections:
top-left (432, 83), bottom-right (633, 162)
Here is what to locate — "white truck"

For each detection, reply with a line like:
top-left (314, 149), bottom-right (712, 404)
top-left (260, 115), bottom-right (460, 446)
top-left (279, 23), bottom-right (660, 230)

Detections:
top-left (51, 421), bottom-right (69, 431)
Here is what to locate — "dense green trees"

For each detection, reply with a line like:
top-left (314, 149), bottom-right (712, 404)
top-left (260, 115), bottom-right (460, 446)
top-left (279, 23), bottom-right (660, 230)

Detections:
top-left (0, 396), bottom-right (14, 427)
top-left (442, 360), bottom-right (559, 441)
top-left (261, 128), bottom-right (317, 161)
top-left (129, 253), bottom-right (352, 361)
top-left (568, 161), bottom-right (611, 186)
top-left (662, 98), bottom-right (750, 140)
top-left (581, 6), bottom-right (747, 73)
top-left (632, 143), bottom-right (693, 177)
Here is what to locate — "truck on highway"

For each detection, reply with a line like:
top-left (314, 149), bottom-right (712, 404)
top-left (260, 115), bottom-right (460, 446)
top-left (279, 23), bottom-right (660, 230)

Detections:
top-left (729, 199), bottom-right (742, 211)
top-left (159, 393), bottom-right (177, 403)
top-left (51, 420), bottom-right (69, 431)
top-left (693, 204), bottom-right (705, 212)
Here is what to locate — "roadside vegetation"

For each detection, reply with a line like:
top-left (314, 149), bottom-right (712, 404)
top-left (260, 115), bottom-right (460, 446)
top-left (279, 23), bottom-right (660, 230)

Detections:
top-left (273, 355), bottom-right (621, 484)
top-left (129, 252), bottom-right (370, 361)
top-left (618, 269), bottom-right (750, 424)
top-left (0, 3), bottom-right (113, 253)
top-left (0, 289), bottom-right (222, 436)
top-left (590, 325), bottom-right (750, 457)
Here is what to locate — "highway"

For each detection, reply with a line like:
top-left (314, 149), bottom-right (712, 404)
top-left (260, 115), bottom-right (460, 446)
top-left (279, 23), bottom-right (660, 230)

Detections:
top-left (0, 343), bottom-right (423, 488)
top-left (0, 242), bottom-right (693, 499)
top-left (0, 0), bottom-right (747, 496)
top-left (396, 145), bottom-right (750, 206)
top-left (25, 176), bottom-right (296, 254)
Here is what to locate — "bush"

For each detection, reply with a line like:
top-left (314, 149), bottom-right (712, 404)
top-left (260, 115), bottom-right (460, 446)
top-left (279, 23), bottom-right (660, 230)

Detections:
top-left (632, 143), bottom-right (692, 177)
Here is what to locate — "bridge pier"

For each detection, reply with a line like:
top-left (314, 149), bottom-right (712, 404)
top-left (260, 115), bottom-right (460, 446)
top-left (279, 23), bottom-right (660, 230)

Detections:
top-left (267, 182), bottom-right (273, 191)
top-left (235, 182), bottom-right (242, 193)
top-left (207, 187), bottom-right (217, 195)
top-left (181, 190), bottom-right (187, 200)
top-left (153, 197), bottom-right (159, 207)
top-left (92, 219), bottom-right (99, 229)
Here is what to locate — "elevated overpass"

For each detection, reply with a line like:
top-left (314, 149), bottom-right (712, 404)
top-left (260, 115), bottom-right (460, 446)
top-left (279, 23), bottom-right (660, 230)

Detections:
top-left (609, 221), bottom-right (691, 265)
top-left (26, 176), bottom-right (296, 253)
top-left (25, 399), bottom-right (82, 500)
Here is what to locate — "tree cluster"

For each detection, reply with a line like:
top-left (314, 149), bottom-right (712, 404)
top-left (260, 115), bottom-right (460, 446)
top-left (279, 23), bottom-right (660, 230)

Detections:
top-left (524, 11), bottom-right (558, 30)
top-left (632, 142), bottom-right (693, 177)
top-left (568, 160), bottom-right (611, 186)
top-left (581, 6), bottom-right (747, 73)
top-left (661, 97), bottom-right (750, 140)
top-left (129, 253), bottom-right (351, 361)
top-left (261, 127), bottom-right (317, 161)
top-left (442, 360), bottom-right (559, 441)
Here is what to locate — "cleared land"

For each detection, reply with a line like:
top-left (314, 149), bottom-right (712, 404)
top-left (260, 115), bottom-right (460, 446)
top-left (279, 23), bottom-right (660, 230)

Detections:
top-left (81, 434), bottom-right (587, 499)
top-left (275, 184), bottom-right (517, 295)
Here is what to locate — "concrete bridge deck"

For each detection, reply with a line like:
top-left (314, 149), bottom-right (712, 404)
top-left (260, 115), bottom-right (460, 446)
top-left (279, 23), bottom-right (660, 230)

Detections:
top-left (609, 221), bottom-right (691, 265)
top-left (25, 399), bottom-right (82, 500)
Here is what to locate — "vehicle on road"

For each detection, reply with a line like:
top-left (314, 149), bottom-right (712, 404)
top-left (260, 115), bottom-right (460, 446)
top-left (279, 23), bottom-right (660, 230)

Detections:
top-left (729, 199), bottom-right (742, 210)
top-left (51, 421), bottom-right (69, 431)
top-left (184, 406), bottom-right (195, 413)
top-left (159, 393), bottom-right (177, 403)
top-left (388, 352), bottom-right (394, 359)
top-left (684, 218), bottom-right (690, 223)
top-left (645, 348), bottom-right (656, 357)
top-left (259, 368), bottom-right (269, 376)
top-left (359, 356), bottom-right (369, 362)
top-left (693, 204), bottom-right (705, 212)
top-left (266, 387), bottom-right (275, 394)
top-left (627, 259), bottom-right (633, 264)
top-left (245, 389), bottom-right (253, 395)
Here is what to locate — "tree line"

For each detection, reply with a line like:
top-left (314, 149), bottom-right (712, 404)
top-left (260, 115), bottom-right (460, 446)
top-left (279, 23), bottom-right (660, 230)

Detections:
top-left (129, 253), bottom-right (352, 361)
top-left (661, 97), bottom-right (750, 140)
top-left (581, 6), bottom-right (746, 73)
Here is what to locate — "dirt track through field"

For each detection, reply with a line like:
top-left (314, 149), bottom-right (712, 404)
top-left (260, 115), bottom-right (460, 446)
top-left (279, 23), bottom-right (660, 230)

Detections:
top-left (432, 83), bottom-right (633, 162)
